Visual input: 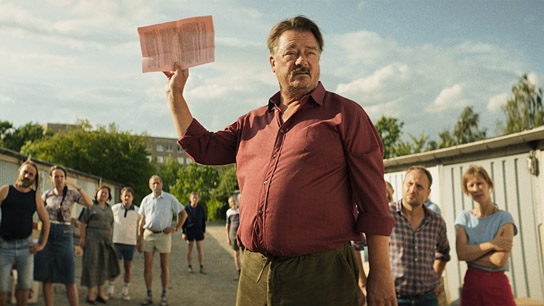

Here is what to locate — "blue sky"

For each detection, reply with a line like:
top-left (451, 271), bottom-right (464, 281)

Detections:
top-left (1, 0), bottom-right (543, 141)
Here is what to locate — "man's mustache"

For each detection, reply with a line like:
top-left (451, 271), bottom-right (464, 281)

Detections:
top-left (291, 67), bottom-right (311, 76)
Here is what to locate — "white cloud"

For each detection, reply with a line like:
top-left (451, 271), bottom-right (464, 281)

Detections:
top-left (487, 93), bottom-right (509, 112)
top-left (336, 64), bottom-right (410, 104)
top-left (428, 84), bottom-right (468, 112)
top-left (527, 72), bottom-right (541, 87)
top-left (0, 92), bottom-right (16, 104)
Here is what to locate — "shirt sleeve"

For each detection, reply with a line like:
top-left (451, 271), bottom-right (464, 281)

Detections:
top-left (182, 206), bottom-right (188, 233)
top-left (499, 211), bottom-right (518, 236)
top-left (201, 205), bottom-right (207, 233)
top-left (342, 104), bottom-right (394, 236)
top-left (435, 216), bottom-right (451, 262)
top-left (79, 206), bottom-right (91, 223)
top-left (178, 119), bottom-right (238, 165)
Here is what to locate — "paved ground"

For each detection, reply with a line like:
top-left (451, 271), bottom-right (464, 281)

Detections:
top-left (28, 221), bottom-right (239, 306)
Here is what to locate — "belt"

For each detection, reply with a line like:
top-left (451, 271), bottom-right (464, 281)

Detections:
top-left (51, 220), bottom-right (71, 225)
top-left (146, 228), bottom-right (164, 234)
top-left (263, 252), bottom-right (292, 261)
top-left (396, 289), bottom-right (433, 300)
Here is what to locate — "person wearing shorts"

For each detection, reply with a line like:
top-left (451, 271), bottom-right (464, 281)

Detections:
top-left (108, 187), bottom-right (141, 301)
top-left (0, 161), bottom-right (50, 306)
top-left (182, 192), bottom-right (207, 274)
top-left (137, 176), bottom-right (187, 306)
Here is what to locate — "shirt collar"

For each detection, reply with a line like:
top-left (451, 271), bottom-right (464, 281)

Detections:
top-left (122, 204), bottom-right (135, 211)
top-left (267, 81), bottom-right (325, 112)
top-left (395, 200), bottom-right (431, 218)
top-left (153, 192), bottom-right (164, 199)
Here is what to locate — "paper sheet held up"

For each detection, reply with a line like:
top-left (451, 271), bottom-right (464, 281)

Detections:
top-left (138, 15), bottom-right (214, 73)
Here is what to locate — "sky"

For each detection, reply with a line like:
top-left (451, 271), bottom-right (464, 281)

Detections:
top-left (1, 0), bottom-right (543, 141)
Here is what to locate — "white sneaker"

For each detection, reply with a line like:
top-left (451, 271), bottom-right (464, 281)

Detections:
top-left (121, 293), bottom-right (130, 301)
top-left (121, 287), bottom-right (130, 301)
top-left (107, 284), bottom-right (115, 298)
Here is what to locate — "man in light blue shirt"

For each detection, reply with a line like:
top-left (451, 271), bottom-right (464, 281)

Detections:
top-left (137, 175), bottom-right (187, 306)
top-left (424, 197), bottom-right (442, 215)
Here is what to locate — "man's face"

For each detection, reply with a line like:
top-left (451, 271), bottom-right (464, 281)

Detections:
top-left (17, 164), bottom-right (36, 188)
top-left (402, 170), bottom-right (431, 208)
top-left (149, 177), bottom-right (163, 194)
top-left (121, 191), bottom-right (134, 208)
top-left (270, 30), bottom-right (320, 98)
top-left (229, 197), bottom-right (238, 209)
top-left (190, 193), bottom-right (199, 206)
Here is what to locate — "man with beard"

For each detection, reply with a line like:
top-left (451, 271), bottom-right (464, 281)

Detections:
top-left (163, 15), bottom-right (396, 306)
top-left (388, 166), bottom-right (450, 306)
top-left (0, 161), bottom-right (50, 306)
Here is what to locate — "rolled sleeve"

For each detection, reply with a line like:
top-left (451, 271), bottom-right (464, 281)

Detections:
top-left (435, 219), bottom-right (451, 262)
top-left (343, 105), bottom-right (394, 236)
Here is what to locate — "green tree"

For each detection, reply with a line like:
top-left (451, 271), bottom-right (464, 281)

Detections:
top-left (0, 121), bottom-right (52, 152)
top-left (208, 164), bottom-right (239, 220)
top-left (408, 132), bottom-right (430, 154)
top-left (375, 116), bottom-right (404, 159)
top-left (21, 120), bottom-right (154, 203)
top-left (453, 106), bottom-right (486, 144)
top-left (437, 130), bottom-right (456, 149)
top-left (158, 156), bottom-right (183, 192)
top-left (500, 74), bottom-right (544, 134)
top-left (169, 163), bottom-right (220, 212)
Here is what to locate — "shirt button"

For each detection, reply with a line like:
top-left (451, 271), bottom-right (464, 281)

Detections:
top-left (280, 129), bottom-right (284, 133)
top-left (264, 180), bottom-right (268, 185)
top-left (272, 154), bottom-right (277, 158)
top-left (414, 258), bottom-right (418, 262)
top-left (258, 210), bottom-right (263, 214)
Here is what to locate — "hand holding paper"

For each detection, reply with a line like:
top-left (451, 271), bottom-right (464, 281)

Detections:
top-left (138, 15), bottom-right (215, 73)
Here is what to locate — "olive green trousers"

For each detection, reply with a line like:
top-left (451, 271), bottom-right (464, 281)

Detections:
top-left (236, 243), bottom-right (359, 306)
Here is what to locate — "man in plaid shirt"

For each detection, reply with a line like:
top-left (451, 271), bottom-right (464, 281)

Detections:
top-left (389, 166), bottom-right (450, 306)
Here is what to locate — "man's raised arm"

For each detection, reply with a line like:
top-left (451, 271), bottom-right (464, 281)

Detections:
top-left (164, 62), bottom-right (194, 137)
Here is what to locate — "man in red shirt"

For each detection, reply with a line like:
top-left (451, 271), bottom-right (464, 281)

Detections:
top-left (164, 16), bottom-right (396, 306)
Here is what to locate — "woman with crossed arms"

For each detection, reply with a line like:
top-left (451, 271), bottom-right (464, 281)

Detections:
top-left (455, 166), bottom-right (517, 306)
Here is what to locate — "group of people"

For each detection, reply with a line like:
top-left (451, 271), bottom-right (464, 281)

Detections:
top-left (0, 165), bottom-right (219, 306)
top-left (1, 14), bottom-right (520, 306)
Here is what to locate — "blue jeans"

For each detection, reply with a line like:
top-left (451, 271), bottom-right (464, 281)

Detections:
top-left (0, 235), bottom-right (34, 292)
top-left (397, 290), bottom-right (439, 306)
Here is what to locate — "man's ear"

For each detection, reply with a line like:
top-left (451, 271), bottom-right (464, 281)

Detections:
top-left (270, 55), bottom-right (276, 73)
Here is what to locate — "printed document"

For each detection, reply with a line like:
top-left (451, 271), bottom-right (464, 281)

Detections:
top-left (138, 15), bottom-right (214, 73)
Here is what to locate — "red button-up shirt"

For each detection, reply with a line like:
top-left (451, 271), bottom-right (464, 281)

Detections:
top-left (179, 82), bottom-right (394, 256)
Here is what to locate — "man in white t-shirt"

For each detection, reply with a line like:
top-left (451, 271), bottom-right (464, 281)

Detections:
top-left (108, 187), bottom-right (141, 301)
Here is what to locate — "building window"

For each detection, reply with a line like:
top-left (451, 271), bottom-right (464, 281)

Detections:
top-left (156, 144), bottom-right (164, 152)
top-left (166, 145), bottom-right (173, 152)
top-left (177, 146), bottom-right (183, 153)
top-left (177, 157), bottom-right (184, 164)
top-left (157, 156), bottom-right (164, 163)
top-left (186, 158), bottom-right (193, 164)
top-left (147, 155), bottom-right (152, 162)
